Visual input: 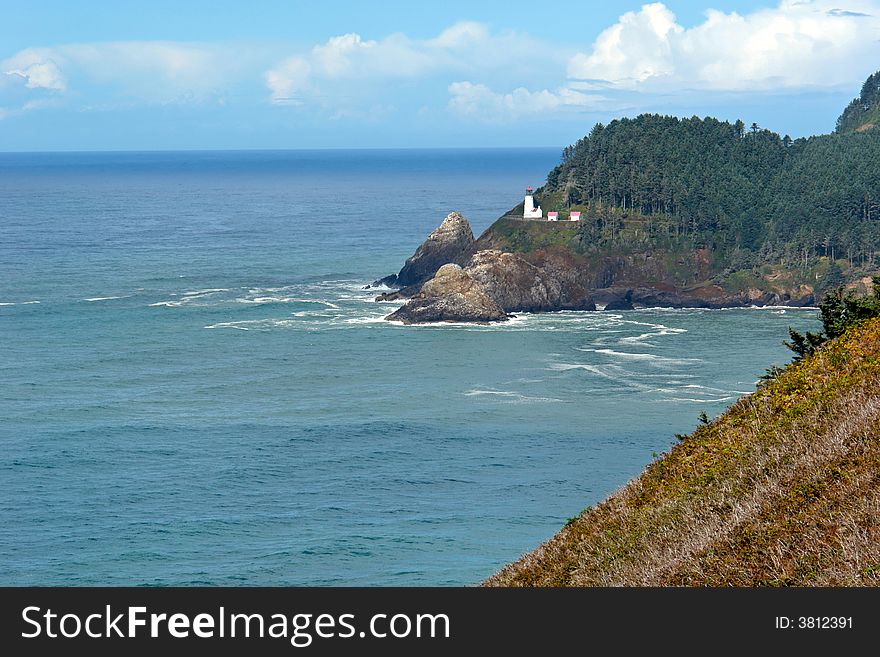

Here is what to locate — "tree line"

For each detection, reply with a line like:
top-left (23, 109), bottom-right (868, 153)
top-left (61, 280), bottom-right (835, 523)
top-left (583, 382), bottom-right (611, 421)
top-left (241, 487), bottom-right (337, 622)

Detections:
top-left (544, 102), bottom-right (880, 274)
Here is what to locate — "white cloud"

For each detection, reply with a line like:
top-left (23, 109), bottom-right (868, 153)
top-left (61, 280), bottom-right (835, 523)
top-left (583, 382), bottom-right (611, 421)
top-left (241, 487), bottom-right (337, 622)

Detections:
top-left (568, 3), bottom-right (681, 86)
top-left (4, 50), bottom-right (67, 91)
top-left (262, 22), bottom-right (569, 108)
top-left (4, 5), bottom-right (879, 128)
top-left (263, 30), bottom-right (429, 100)
top-left (311, 33), bottom-right (375, 77)
top-left (429, 21), bottom-right (491, 48)
top-left (264, 56), bottom-right (311, 104)
top-left (1, 41), bottom-right (250, 106)
top-left (447, 81), bottom-right (605, 120)
top-left (568, 0), bottom-right (880, 91)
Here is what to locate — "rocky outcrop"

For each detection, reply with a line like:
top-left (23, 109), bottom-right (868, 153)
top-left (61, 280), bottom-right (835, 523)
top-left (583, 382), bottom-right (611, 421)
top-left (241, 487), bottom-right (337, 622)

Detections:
top-left (373, 284), bottom-right (421, 303)
top-left (367, 274), bottom-right (400, 289)
top-left (385, 264), bottom-right (507, 324)
top-left (467, 250), bottom-right (558, 311)
top-left (589, 286), bottom-right (815, 310)
top-left (390, 211), bottom-right (475, 288)
top-left (466, 250), bottom-right (595, 312)
top-left (386, 249), bottom-right (598, 324)
top-left (597, 287), bottom-right (714, 309)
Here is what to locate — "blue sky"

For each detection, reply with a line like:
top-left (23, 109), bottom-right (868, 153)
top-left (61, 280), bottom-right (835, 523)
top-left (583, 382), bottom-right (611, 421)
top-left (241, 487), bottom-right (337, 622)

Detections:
top-left (1, 0), bottom-right (879, 150)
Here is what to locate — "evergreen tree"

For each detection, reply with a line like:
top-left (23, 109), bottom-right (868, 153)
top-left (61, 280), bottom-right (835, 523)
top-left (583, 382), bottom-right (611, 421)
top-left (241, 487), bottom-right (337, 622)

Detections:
top-left (785, 276), bottom-right (880, 360)
top-left (541, 75), bottom-right (880, 270)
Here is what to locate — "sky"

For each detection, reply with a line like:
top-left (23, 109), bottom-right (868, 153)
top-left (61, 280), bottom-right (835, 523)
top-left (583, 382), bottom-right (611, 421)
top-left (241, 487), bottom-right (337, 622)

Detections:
top-left (1, 0), bottom-right (879, 151)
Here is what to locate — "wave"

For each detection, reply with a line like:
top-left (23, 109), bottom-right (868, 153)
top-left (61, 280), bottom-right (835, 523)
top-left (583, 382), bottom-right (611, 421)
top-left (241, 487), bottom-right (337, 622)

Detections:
top-left (203, 312), bottom-right (391, 330)
top-left (749, 304), bottom-right (818, 311)
top-left (337, 295), bottom-right (385, 304)
top-left (343, 315), bottom-right (393, 325)
top-left (715, 305), bottom-right (818, 311)
top-left (679, 384), bottom-right (732, 393)
top-left (383, 313), bottom-right (539, 330)
top-left (301, 299), bottom-right (339, 309)
top-left (233, 296), bottom-right (341, 307)
top-left (546, 361), bottom-right (726, 396)
top-left (463, 389), bottom-right (562, 403)
top-left (633, 307), bottom-right (709, 313)
top-left (84, 296), bottom-right (124, 302)
top-left (152, 288), bottom-right (233, 307)
top-left (203, 318), bottom-right (296, 331)
top-left (618, 327), bottom-right (687, 345)
top-left (235, 296), bottom-right (292, 304)
top-left (578, 347), bottom-right (701, 365)
top-left (182, 288), bottom-right (229, 297)
top-left (0, 300), bottom-right (40, 306)
top-left (291, 310), bottom-right (339, 318)
top-left (548, 363), bottom-right (602, 372)
top-left (659, 396), bottom-right (737, 403)
top-left (203, 322), bottom-right (252, 331)
top-left (246, 286), bottom-right (289, 294)
top-left (240, 286), bottom-right (343, 308)
top-left (547, 362), bottom-right (656, 391)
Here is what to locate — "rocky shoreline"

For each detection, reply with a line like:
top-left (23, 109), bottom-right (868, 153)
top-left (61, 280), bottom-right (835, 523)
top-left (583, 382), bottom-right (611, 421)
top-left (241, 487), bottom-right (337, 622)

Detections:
top-left (373, 211), bottom-right (816, 324)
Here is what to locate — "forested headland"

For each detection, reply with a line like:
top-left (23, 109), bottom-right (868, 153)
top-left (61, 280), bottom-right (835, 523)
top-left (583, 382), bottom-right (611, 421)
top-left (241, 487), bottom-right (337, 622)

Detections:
top-left (380, 69), bottom-right (880, 321)
top-left (523, 69), bottom-right (880, 297)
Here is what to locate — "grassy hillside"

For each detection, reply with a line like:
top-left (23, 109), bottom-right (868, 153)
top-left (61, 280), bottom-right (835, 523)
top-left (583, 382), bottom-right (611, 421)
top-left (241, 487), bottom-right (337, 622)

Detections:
top-left (485, 317), bottom-right (880, 586)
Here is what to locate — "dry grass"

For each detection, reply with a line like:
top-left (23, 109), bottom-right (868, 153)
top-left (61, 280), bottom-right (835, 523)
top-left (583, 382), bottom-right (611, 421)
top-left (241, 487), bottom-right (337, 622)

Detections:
top-left (485, 318), bottom-right (880, 587)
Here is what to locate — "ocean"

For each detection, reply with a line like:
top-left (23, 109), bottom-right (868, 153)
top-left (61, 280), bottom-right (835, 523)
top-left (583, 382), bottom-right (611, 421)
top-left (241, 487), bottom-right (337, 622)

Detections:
top-left (0, 149), bottom-right (820, 585)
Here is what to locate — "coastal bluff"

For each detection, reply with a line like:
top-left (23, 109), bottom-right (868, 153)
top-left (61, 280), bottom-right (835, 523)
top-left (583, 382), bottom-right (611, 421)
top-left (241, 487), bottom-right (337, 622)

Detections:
top-left (375, 211), bottom-right (813, 324)
top-left (485, 317), bottom-right (880, 586)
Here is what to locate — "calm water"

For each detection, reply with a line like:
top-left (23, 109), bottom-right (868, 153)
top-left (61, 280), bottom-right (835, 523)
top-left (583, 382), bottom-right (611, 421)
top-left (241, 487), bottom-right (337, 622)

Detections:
top-left (0, 149), bottom-right (820, 585)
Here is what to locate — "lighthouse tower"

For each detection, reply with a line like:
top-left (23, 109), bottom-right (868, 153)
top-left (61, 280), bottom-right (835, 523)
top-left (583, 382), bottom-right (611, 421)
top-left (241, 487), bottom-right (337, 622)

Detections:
top-left (523, 186), bottom-right (542, 219)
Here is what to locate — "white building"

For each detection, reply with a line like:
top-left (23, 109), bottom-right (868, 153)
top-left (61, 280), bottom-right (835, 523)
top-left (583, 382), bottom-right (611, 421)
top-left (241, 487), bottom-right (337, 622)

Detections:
top-left (547, 211), bottom-right (559, 221)
top-left (523, 186), bottom-right (542, 219)
top-left (570, 211), bottom-right (581, 222)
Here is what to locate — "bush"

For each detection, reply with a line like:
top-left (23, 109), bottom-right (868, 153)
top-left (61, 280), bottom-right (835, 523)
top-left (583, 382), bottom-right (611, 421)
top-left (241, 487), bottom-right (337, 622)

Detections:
top-left (786, 275), bottom-right (880, 361)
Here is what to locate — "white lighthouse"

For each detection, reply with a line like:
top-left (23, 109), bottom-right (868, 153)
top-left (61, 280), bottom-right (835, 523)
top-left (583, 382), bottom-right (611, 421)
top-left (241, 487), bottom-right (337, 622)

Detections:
top-left (523, 186), bottom-right (542, 219)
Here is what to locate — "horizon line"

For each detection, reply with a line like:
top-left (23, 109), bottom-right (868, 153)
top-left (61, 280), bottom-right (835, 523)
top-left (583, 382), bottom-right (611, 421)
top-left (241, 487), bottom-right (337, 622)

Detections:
top-left (0, 145), bottom-right (566, 155)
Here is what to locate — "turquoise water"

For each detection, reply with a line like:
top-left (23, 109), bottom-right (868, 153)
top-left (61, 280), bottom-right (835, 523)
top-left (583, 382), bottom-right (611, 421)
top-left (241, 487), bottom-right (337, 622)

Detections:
top-left (0, 149), bottom-right (820, 585)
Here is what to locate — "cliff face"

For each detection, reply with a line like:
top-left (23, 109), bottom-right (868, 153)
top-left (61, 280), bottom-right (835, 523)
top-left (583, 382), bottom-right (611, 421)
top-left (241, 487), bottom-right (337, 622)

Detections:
top-left (480, 216), bottom-right (817, 307)
top-left (485, 318), bottom-right (880, 586)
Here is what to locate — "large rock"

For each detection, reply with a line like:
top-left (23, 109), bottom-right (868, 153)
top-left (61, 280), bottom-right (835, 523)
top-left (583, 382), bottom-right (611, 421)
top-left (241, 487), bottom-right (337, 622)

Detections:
top-left (467, 250), bottom-right (558, 311)
top-left (466, 250), bottom-right (595, 312)
top-left (393, 212), bottom-right (475, 288)
top-left (385, 264), bottom-right (507, 324)
top-left (594, 288), bottom-right (634, 311)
